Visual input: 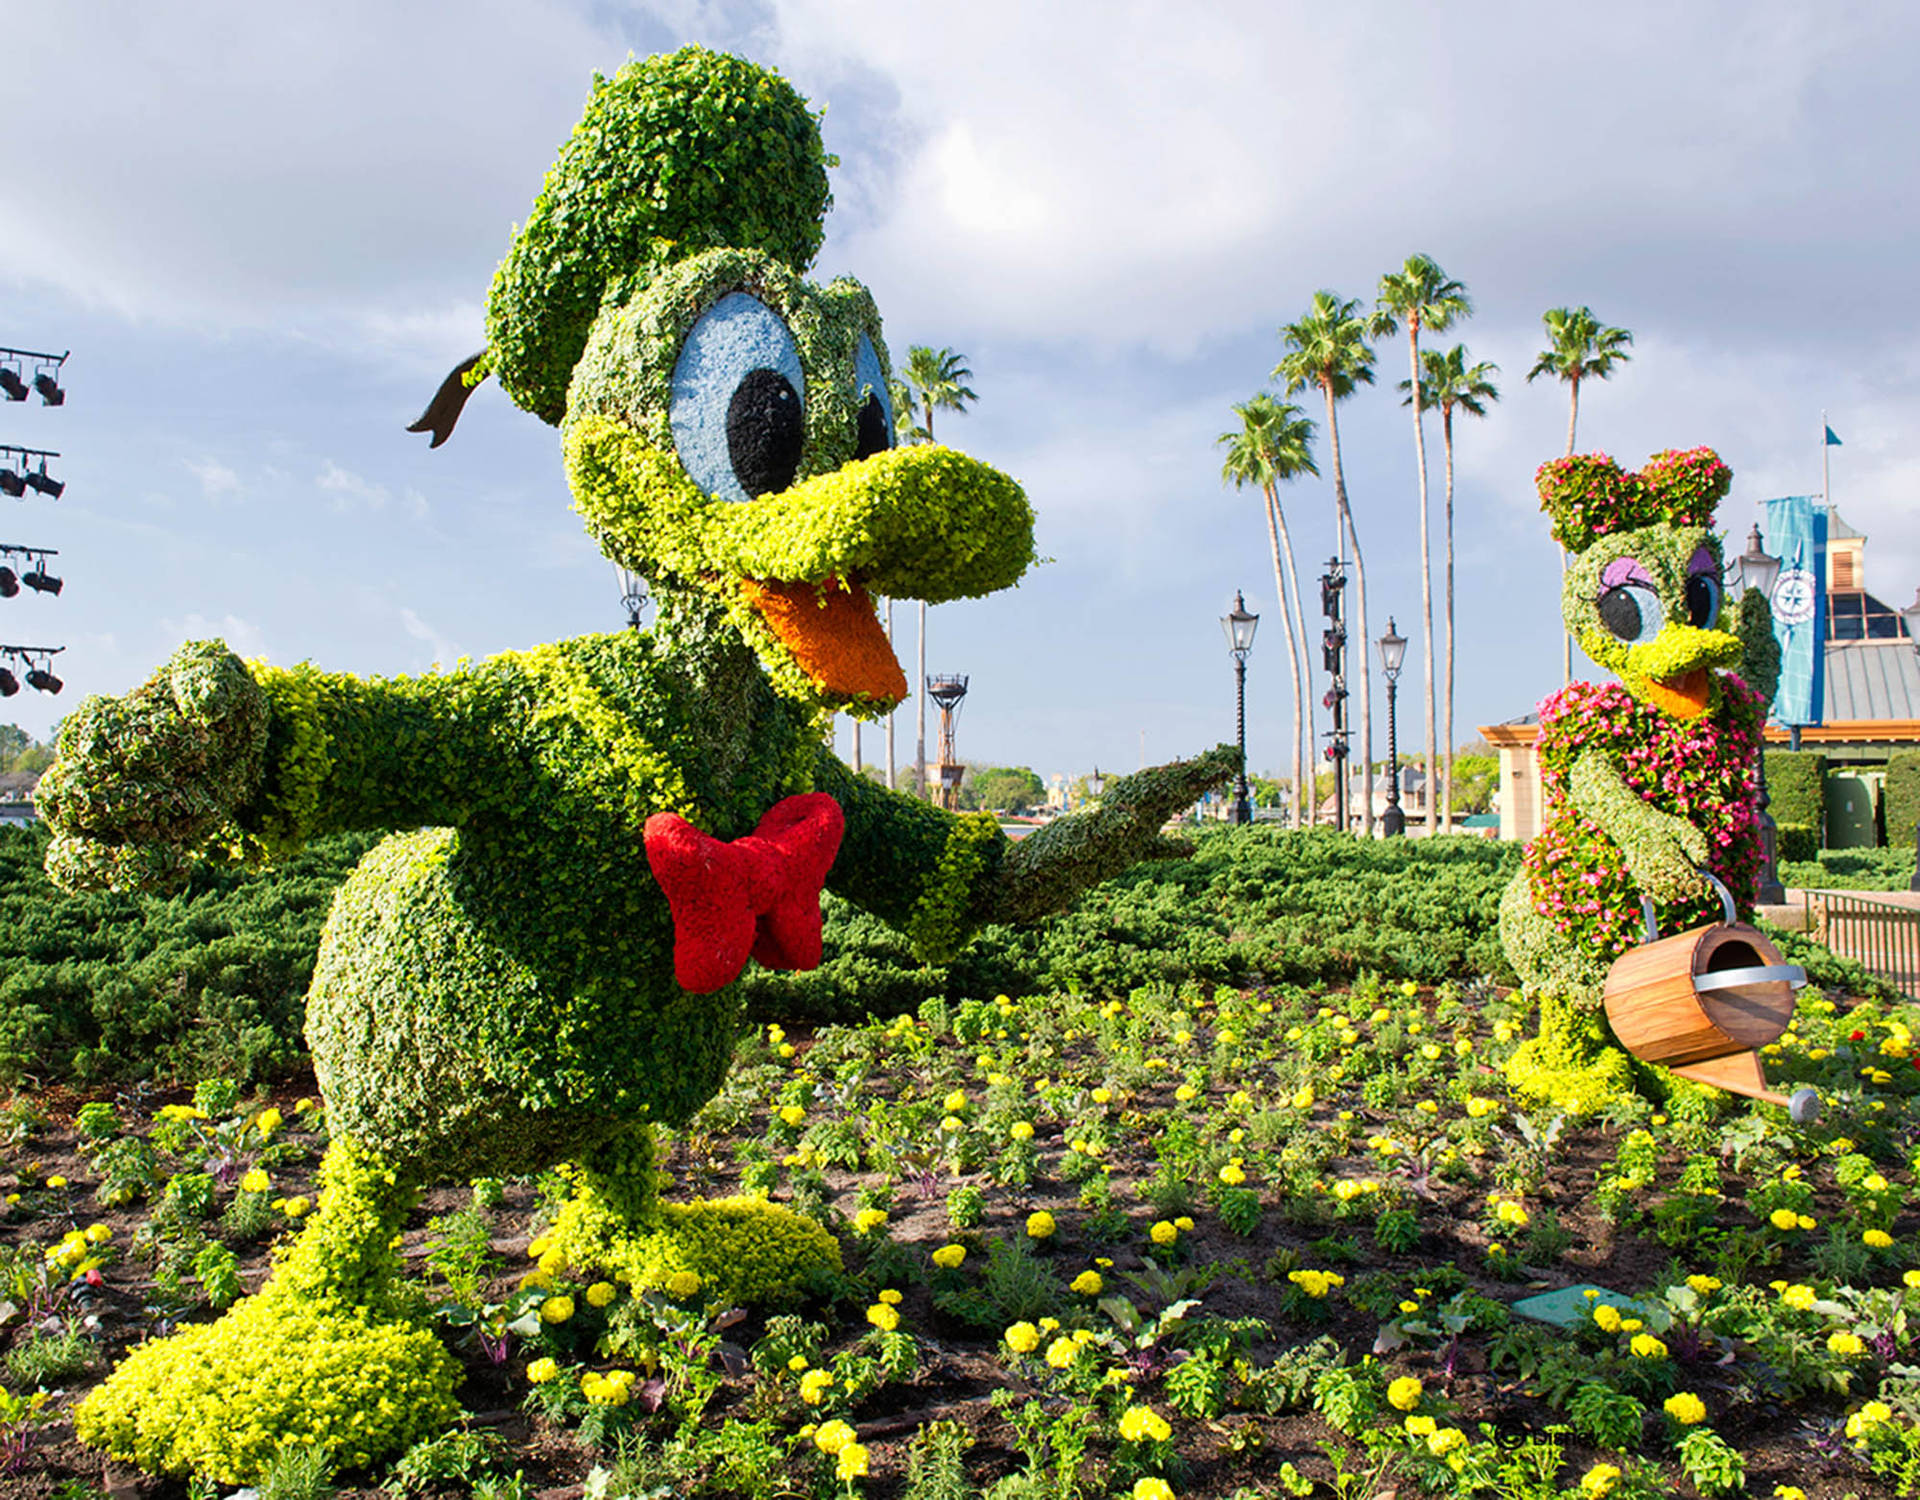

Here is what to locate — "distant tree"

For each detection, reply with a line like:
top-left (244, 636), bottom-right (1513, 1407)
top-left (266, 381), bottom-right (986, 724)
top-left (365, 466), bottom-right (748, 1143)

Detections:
top-left (1276, 292), bottom-right (1382, 834)
top-left (1218, 394), bottom-right (1319, 827)
top-left (1449, 753), bottom-right (1500, 815)
top-left (0, 724), bottom-right (52, 775)
top-left (1402, 343), bottom-right (1500, 827)
top-left (969, 765), bottom-right (1046, 813)
top-left (901, 346), bottom-right (980, 803)
top-left (1377, 255), bottom-right (1472, 836)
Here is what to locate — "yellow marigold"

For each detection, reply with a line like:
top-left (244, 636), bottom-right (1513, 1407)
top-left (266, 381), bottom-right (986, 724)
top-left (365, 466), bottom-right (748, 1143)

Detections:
top-left (526, 1356), bottom-right (559, 1384)
top-left (1906, 1269), bottom-right (1920, 1289)
top-left (1072, 1270), bottom-right (1104, 1296)
top-left (1863, 1228), bottom-right (1894, 1249)
top-left (836, 1442), bottom-right (869, 1481)
top-left (281, 1195), bottom-right (311, 1218)
top-left (1387, 1376), bottom-right (1423, 1411)
top-left (944, 1090), bottom-right (969, 1111)
top-left (1132, 1480), bottom-right (1175, 1500)
top-left (1005, 1321), bottom-right (1041, 1354)
top-left (1091, 1087), bottom-right (1112, 1104)
top-left (1686, 1275), bottom-right (1722, 1295)
top-left (255, 1107), bottom-right (283, 1138)
top-left (84, 1223), bottom-right (112, 1245)
top-left (1427, 1427), bottom-right (1467, 1457)
top-left (1119, 1404), bottom-right (1173, 1443)
top-left (1629, 1333), bottom-right (1667, 1359)
top-left (586, 1281), bottom-right (616, 1308)
top-left (239, 1167), bottom-right (271, 1194)
top-left (1828, 1331), bottom-right (1866, 1356)
top-left (866, 1303), bottom-right (900, 1333)
top-left (1780, 1283), bottom-right (1817, 1311)
top-left (788, 1354), bottom-right (809, 1372)
top-left (814, 1419), bottom-right (856, 1455)
top-left (932, 1244), bottom-right (967, 1270)
top-left (1404, 1414), bottom-right (1436, 1436)
top-left (1218, 1163), bottom-right (1247, 1186)
top-left (1173, 1084), bottom-right (1199, 1103)
top-left (540, 1296), bottom-right (575, 1325)
top-left (799, 1369), bottom-right (834, 1404)
top-left (1174, 1216), bottom-right (1194, 1231)
top-left (1592, 1304), bottom-right (1623, 1333)
top-left (778, 1105), bottom-right (806, 1128)
top-left (1026, 1211), bottom-right (1056, 1240)
top-left (1663, 1391), bottom-right (1706, 1426)
top-left (1011, 1121), bottom-right (1035, 1141)
top-left (1846, 1400), bottom-right (1893, 1440)
top-left (44, 1175), bottom-right (67, 1189)
top-left (1580, 1462), bottom-right (1622, 1497)
top-left (1774, 1487), bottom-right (1807, 1500)
top-left (853, 1207), bottom-right (890, 1234)
top-left (878, 1288), bottom-right (902, 1305)
top-left (666, 1270), bottom-right (702, 1299)
top-left (1045, 1336), bottom-right (1079, 1368)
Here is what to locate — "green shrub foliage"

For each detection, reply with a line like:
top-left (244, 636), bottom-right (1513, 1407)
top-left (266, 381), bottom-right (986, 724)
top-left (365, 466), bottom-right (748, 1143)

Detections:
top-left (1884, 750), bottom-right (1920, 850)
top-left (1765, 750), bottom-right (1828, 839)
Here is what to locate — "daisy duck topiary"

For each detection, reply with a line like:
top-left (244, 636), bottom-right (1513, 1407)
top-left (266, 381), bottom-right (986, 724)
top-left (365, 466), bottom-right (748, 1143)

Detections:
top-left (38, 47), bottom-right (1234, 1483)
top-left (1500, 446), bottom-right (1780, 1112)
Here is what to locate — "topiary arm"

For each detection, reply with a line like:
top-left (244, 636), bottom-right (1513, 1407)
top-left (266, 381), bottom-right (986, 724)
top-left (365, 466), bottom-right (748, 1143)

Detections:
top-left (36, 643), bottom-right (528, 895)
top-left (1568, 747), bottom-right (1710, 907)
top-left (812, 742), bottom-right (1237, 963)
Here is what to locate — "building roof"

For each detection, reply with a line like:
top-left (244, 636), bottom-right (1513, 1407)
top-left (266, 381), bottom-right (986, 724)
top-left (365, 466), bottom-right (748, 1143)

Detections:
top-left (1829, 507), bottom-right (1866, 541)
top-left (1826, 589), bottom-right (1913, 642)
top-left (1826, 640), bottom-right (1920, 722)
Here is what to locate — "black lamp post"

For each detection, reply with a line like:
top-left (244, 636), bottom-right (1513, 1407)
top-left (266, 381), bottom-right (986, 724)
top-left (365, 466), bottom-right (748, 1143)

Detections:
top-left (1377, 617), bottom-right (1408, 837)
top-left (1903, 589), bottom-right (1920, 891)
top-left (1732, 524), bottom-right (1785, 902)
top-left (1221, 591), bottom-right (1258, 824)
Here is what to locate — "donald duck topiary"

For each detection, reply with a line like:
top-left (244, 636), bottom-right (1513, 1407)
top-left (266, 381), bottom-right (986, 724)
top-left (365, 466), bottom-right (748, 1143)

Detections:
top-left (1500, 445), bottom-right (1780, 1112)
top-left (40, 47), bottom-right (1233, 1482)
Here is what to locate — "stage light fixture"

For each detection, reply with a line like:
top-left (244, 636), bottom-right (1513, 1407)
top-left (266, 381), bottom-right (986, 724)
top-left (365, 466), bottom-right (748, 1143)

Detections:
top-left (24, 463), bottom-right (62, 499)
top-left (25, 666), bottom-right (60, 694)
top-left (0, 669), bottom-right (16, 697)
top-left (0, 469), bottom-right (23, 499)
top-left (0, 569), bottom-right (15, 599)
top-left (33, 370), bottom-right (63, 406)
top-left (21, 567), bottom-right (60, 596)
top-left (0, 369), bottom-right (25, 402)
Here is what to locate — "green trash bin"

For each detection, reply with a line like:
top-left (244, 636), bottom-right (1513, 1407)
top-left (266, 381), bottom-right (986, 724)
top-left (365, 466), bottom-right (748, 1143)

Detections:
top-left (1824, 772), bottom-right (1881, 849)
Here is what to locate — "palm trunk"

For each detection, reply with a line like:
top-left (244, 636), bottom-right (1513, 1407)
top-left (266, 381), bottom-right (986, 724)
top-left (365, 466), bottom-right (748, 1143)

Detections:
top-left (916, 600), bottom-right (928, 801)
top-left (1407, 325), bottom-right (1436, 835)
top-left (1442, 405), bottom-right (1457, 829)
top-left (885, 598), bottom-right (897, 790)
top-left (1562, 375), bottom-right (1579, 684)
top-left (1262, 483), bottom-right (1311, 830)
top-left (851, 715), bottom-right (862, 774)
top-left (1322, 380), bottom-right (1374, 835)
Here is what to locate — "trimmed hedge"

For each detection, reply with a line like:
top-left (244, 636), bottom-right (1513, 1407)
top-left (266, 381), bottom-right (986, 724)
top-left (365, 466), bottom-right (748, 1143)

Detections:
top-left (1765, 750), bottom-right (1827, 839)
top-left (1886, 750), bottom-right (1920, 852)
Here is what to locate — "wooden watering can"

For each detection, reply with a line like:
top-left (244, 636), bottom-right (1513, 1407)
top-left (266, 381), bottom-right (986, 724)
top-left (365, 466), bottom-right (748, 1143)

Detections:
top-left (1603, 871), bottom-right (1821, 1123)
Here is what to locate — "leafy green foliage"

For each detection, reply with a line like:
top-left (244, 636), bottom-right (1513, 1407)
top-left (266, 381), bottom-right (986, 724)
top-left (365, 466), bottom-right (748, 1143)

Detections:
top-left (1764, 750), bottom-right (1827, 834)
top-left (963, 766), bottom-right (1046, 813)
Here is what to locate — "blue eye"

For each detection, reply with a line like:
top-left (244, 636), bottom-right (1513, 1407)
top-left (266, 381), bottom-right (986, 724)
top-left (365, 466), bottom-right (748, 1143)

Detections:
top-left (1597, 584), bottom-right (1666, 644)
top-left (670, 293), bottom-right (806, 503)
top-left (1686, 571), bottom-right (1722, 629)
top-left (853, 334), bottom-right (892, 460)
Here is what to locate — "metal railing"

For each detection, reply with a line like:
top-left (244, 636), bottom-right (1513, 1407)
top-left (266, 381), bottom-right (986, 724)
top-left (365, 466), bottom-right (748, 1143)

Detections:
top-left (1817, 891), bottom-right (1920, 1001)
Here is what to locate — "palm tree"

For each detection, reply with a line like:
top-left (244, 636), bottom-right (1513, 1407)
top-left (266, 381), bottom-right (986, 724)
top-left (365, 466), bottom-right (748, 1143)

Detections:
top-left (1276, 292), bottom-right (1380, 835)
top-left (1527, 308), bottom-right (1633, 684)
top-left (901, 346), bottom-right (978, 800)
top-left (1219, 395), bottom-right (1320, 827)
top-left (1376, 255), bottom-right (1471, 836)
top-left (1402, 344), bottom-right (1499, 828)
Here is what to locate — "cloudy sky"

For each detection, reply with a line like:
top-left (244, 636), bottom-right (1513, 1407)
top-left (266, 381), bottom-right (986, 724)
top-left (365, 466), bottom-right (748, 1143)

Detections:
top-left (2, 0), bottom-right (1914, 797)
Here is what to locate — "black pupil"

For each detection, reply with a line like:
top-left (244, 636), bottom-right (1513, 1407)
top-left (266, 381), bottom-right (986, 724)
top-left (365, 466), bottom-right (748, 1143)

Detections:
top-left (1598, 588), bottom-right (1644, 641)
top-left (855, 391), bottom-right (891, 460)
top-left (726, 367), bottom-right (804, 498)
top-left (1686, 574), bottom-right (1717, 627)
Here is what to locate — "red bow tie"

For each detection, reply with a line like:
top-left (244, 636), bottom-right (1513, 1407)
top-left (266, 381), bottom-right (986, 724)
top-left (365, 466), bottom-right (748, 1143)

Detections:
top-left (643, 793), bottom-right (844, 994)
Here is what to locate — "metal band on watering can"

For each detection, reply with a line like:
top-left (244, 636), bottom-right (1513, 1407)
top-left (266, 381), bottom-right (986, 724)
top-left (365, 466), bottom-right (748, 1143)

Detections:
top-left (1638, 869), bottom-right (1806, 994)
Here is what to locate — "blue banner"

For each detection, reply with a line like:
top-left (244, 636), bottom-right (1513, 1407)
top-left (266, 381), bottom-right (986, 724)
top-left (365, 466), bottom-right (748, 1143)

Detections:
top-left (1763, 496), bottom-right (1826, 726)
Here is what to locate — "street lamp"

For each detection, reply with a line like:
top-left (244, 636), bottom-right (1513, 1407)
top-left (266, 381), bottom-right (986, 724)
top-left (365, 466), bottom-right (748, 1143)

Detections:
top-left (1220, 590), bottom-right (1258, 824)
top-left (1904, 589), bottom-right (1920, 892)
top-left (1377, 618), bottom-right (1408, 837)
top-left (1731, 525), bottom-right (1785, 902)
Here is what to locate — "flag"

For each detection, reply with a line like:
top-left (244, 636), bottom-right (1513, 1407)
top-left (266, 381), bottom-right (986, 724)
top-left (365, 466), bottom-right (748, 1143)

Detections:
top-left (1825, 425), bottom-right (1843, 446)
top-left (1764, 496), bottom-right (1826, 728)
